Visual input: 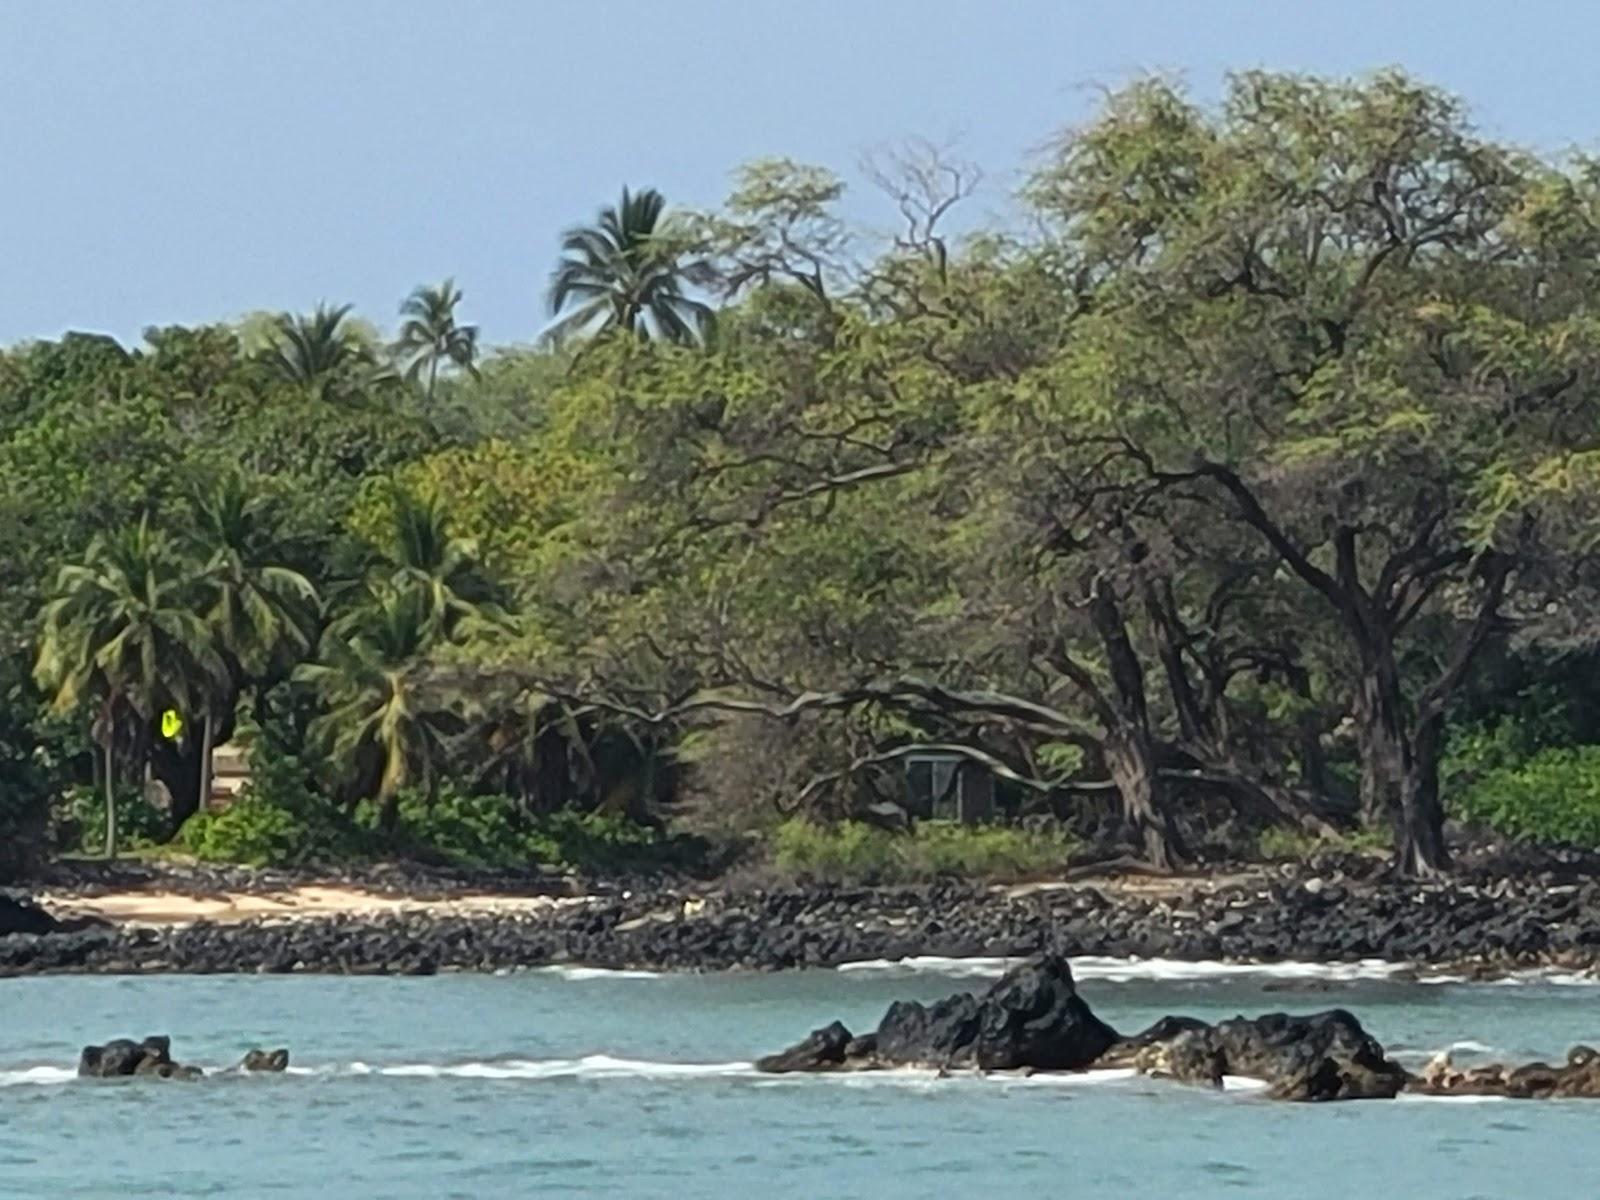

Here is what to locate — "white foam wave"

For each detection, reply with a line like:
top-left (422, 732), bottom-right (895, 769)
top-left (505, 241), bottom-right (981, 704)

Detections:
top-left (1396, 1092), bottom-right (1507, 1104)
top-left (836, 955), bottom-right (1014, 978)
top-left (836, 954), bottom-right (1600, 987)
top-left (534, 966), bottom-right (665, 982)
top-left (0, 1065), bottom-right (77, 1088)
top-left (836, 955), bottom-right (1418, 983)
top-left (1222, 1075), bottom-right (1269, 1092)
top-left (995, 1067), bottom-right (1138, 1087)
top-left (372, 1055), bottom-right (751, 1080)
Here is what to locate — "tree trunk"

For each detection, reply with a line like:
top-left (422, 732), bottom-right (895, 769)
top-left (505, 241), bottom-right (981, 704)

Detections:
top-left (531, 720), bottom-right (570, 816)
top-left (1354, 661), bottom-right (1408, 829)
top-left (1106, 729), bottom-right (1184, 871)
top-left (1285, 664), bottom-right (1331, 805)
top-left (1397, 713), bottom-right (1449, 876)
top-left (102, 737), bottom-right (117, 860)
top-left (196, 712), bottom-right (216, 823)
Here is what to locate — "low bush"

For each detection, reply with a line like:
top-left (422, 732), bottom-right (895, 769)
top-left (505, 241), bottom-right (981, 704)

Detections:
top-left (62, 785), bottom-right (169, 855)
top-left (370, 786), bottom-right (700, 874)
top-left (772, 819), bottom-right (1075, 883)
top-left (1452, 745), bottom-right (1600, 849)
top-left (179, 795), bottom-right (311, 866)
top-left (180, 738), bottom-right (369, 866)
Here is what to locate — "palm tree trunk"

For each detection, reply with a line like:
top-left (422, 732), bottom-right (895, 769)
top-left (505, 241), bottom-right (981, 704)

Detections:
top-left (197, 711), bottom-right (216, 822)
top-left (426, 354), bottom-right (439, 403)
top-left (103, 737), bottom-right (117, 860)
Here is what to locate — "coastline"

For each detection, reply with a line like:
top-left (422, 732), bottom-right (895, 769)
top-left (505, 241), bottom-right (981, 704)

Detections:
top-left (6, 858), bottom-right (1600, 979)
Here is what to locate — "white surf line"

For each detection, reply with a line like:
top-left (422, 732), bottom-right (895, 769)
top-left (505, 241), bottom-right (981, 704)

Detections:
top-left (834, 955), bottom-right (1600, 986)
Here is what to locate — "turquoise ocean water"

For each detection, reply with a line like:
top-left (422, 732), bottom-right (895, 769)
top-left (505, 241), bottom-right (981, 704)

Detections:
top-left (2, 959), bottom-right (1596, 1198)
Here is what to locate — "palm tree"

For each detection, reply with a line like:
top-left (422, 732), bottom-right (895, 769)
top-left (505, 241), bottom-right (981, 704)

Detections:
top-left (260, 303), bottom-right (380, 399)
top-left (546, 187), bottom-right (713, 345)
top-left (35, 519), bottom-right (228, 856)
top-left (349, 487), bottom-right (506, 641)
top-left (294, 588), bottom-right (461, 828)
top-left (189, 475), bottom-right (322, 815)
top-left (393, 279), bottom-right (480, 401)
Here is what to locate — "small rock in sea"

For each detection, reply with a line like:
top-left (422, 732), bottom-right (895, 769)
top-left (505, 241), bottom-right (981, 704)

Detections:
top-left (238, 1048), bottom-right (290, 1072)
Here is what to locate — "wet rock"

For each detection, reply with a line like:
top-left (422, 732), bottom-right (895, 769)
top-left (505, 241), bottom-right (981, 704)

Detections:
top-left (1131, 1028), bottom-right (1226, 1088)
top-left (1216, 1010), bottom-right (1407, 1101)
top-left (0, 892), bottom-right (58, 937)
top-left (1415, 1044), bottom-right (1600, 1098)
top-left (79, 1035), bottom-right (177, 1078)
top-left (238, 1048), bottom-right (290, 1072)
top-left (760, 956), bottom-right (1119, 1075)
top-left (755, 1022), bottom-right (854, 1073)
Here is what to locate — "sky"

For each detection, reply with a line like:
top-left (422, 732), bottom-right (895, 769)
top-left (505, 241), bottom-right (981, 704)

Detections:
top-left (2, 0), bottom-right (1597, 350)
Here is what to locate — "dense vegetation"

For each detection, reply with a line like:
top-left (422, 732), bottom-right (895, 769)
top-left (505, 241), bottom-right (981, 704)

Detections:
top-left (8, 70), bottom-right (1600, 881)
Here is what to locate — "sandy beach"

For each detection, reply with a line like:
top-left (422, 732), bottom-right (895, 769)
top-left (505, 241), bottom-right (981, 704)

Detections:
top-left (37, 885), bottom-right (586, 926)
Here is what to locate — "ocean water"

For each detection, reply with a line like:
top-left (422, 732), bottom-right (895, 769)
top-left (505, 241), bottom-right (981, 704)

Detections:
top-left (2, 959), bottom-right (1598, 1198)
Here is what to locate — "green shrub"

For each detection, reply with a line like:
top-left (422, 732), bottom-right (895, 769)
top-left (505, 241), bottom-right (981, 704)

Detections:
top-left (1256, 825), bottom-right (1388, 862)
top-left (179, 739), bottom-right (367, 866)
top-left (524, 809), bottom-right (670, 873)
top-left (355, 786), bottom-right (696, 874)
top-left (1453, 745), bottom-right (1600, 848)
top-left (772, 819), bottom-right (1075, 883)
top-left (367, 786), bottom-right (531, 869)
top-left (179, 795), bottom-right (309, 866)
top-left (62, 785), bottom-right (168, 854)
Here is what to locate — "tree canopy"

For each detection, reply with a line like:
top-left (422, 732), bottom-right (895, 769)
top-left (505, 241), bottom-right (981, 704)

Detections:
top-left (9, 68), bottom-right (1600, 878)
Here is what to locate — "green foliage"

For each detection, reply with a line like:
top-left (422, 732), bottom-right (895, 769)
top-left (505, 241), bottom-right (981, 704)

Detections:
top-left (60, 785), bottom-right (168, 855)
top-left (364, 785), bottom-right (527, 867)
top-left (1453, 746), bottom-right (1600, 849)
top-left (21, 71), bottom-right (1600, 882)
top-left (365, 785), bottom-right (692, 874)
top-left (179, 796), bottom-right (312, 867)
top-left (772, 819), bottom-right (1075, 883)
top-left (179, 740), bottom-right (367, 866)
top-left (524, 809), bottom-right (679, 874)
top-left (547, 186), bottom-right (713, 344)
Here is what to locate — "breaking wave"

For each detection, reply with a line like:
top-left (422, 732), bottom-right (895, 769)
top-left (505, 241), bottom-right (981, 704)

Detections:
top-left (834, 955), bottom-right (1599, 987)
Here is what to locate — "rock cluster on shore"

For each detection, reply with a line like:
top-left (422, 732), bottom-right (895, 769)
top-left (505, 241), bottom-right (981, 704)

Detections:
top-left (7, 864), bottom-right (1600, 977)
top-left (756, 955), bottom-right (1596, 1102)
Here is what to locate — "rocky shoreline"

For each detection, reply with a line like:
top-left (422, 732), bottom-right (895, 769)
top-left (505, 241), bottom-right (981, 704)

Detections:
top-left (6, 856), bottom-right (1600, 976)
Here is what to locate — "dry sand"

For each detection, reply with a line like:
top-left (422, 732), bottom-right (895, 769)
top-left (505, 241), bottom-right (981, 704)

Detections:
top-left (38, 885), bottom-right (587, 926)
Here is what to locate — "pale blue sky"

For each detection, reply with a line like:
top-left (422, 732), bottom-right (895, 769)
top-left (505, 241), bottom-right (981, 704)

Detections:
top-left (1, 0), bottom-right (1593, 349)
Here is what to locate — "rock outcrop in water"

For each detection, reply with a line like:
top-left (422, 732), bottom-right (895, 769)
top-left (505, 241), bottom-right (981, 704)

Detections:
top-left (78, 1036), bottom-right (202, 1080)
top-left (757, 956), bottom-right (1119, 1073)
top-left (1105, 1009), bottom-right (1408, 1100)
top-left (238, 1047), bottom-right (290, 1072)
top-left (76, 1037), bottom-right (289, 1079)
top-left (757, 955), bottom-right (1408, 1101)
top-left (1414, 1045), bottom-right (1600, 1098)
